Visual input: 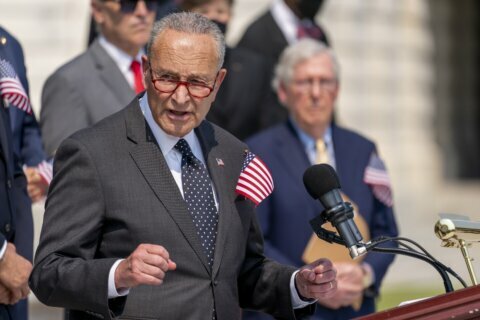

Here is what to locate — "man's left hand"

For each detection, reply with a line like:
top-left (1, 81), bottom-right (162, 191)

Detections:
top-left (317, 262), bottom-right (364, 309)
top-left (295, 258), bottom-right (337, 301)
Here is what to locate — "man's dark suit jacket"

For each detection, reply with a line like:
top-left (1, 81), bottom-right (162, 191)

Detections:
top-left (237, 10), bottom-right (329, 67)
top-left (30, 98), bottom-right (312, 320)
top-left (1, 26), bottom-right (41, 263)
top-left (245, 121), bottom-right (399, 319)
top-left (0, 96), bottom-right (30, 320)
top-left (207, 47), bottom-right (275, 140)
top-left (236, 10), bottom-right (330, 133)
top-left (1, 25), bottom-right (40, 320)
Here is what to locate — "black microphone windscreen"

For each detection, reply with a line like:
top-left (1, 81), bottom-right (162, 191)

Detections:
top-left (303, 164), bottom-right (341, 199)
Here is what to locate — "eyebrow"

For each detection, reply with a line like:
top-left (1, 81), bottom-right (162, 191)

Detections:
top-left (152, 68), bottom-right (213, 82)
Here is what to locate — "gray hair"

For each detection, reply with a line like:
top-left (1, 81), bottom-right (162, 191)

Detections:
top-left (147, 12), bottom-right (226, 70)
top-left (272, 39), bottom-right (340, 91)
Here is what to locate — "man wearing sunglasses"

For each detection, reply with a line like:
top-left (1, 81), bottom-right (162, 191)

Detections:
top-left (40, 0), bottom-right (157, 158)
top-left (30, 12), bottom-right (338, 320)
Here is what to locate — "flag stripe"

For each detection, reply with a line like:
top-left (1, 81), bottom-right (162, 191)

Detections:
top-left (363, 153), bottom-right (393, 207)
top-left (251, 157), bottom-right (274, 188)
top-left (236, 187), bottom-right (261, 205)
top-left (238, 172), bottom-right (269, 198)
top-left (242, 165), bottom-right (271, 195)
top-left (236, 182), bottom-right (264, 203)
top-left (37, 161), bottom-right (53, 184)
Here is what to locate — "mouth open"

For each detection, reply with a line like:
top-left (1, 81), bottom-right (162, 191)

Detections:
top-left (168, 110), bottom-right (190, 120)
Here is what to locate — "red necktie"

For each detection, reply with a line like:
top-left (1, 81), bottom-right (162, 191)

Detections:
top-left (130, 60), bottom-right (145, 94)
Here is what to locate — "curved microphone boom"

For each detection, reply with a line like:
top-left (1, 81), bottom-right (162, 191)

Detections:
top-left (302, 164), bottom-right (461, 293)
top-left (303, 163), bottom-right (367, 259)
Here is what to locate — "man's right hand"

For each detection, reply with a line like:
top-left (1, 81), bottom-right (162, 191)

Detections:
top-left (115, 244), bottom-right (177, 291)
top-left (0, 243), bottom-right (32, 304)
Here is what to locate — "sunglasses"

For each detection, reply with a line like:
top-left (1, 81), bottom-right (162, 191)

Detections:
top-left (102, 0), bottom-right (158, 13)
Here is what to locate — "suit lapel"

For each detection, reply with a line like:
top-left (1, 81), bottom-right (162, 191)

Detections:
top-left (195, 123), bottom-right (234, 277)
top-left (265, 11), bottom-right (289, 56)
top-left (0, 106), bottom-right (11, 165)
top-left (90, 40), bottom-right (134, 105)
top-left (125, 102), bottom-right (211, 272)
top-left (276, 122), bottom-right (311, 184)
top-left (331, 125), bottom-right (352, 186)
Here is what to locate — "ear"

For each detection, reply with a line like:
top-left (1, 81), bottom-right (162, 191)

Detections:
top-left (141, 55), bottom-right (149, 74)
top-left (141, 55), bottom-right (149, 87)
top-left (277, 82), bottom-right (289, 106)
top-left (91, 0), bottom-right (105, 25)
top-left (210, 68), bottom-right (227, 101)
top-left (331, 82), bottom-right (340, 101)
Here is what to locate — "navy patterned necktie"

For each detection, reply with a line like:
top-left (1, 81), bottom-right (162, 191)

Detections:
top-left (175, 139), bottom-right (218, 268)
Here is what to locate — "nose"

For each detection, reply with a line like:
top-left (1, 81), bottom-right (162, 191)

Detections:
top-left (133, 0), bottom-right (149, 16)
top-left (171, 83), bottom-right (191, 105)
top-left (310, 80), bottom-right (325, 97)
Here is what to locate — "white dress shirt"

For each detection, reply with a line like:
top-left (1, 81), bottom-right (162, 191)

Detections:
top-left (270, 0), bottom-right (302, 45)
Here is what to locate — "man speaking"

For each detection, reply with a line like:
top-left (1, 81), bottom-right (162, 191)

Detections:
top-left (30, 12), bottom-right (337, 319)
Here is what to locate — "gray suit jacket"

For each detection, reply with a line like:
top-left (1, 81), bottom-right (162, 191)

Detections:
top-left (30, 98), bottom-right (307, 320)
top-left (40, 39), bottom-right (135, 157)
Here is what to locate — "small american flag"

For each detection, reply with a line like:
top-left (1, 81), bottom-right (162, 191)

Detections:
top-left (235, 151), bottom-right (274, 206)
top-left (363, 152), bottom-right (393, 207)
top-left (37, 160), bottom-right (53, 185)
top-left (0, 58), bottom-right (32, 114)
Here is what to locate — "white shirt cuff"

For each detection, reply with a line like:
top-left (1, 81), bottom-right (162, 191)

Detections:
top-left (108, 259), bottom-right (130, 298)
top-left (0, 241), bottom-right (6, 261)
top-left (290, 270), bottom-right (317, 309)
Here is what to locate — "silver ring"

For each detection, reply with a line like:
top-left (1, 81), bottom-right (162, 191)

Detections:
top-left (329, 281), bottom-right (334, 289)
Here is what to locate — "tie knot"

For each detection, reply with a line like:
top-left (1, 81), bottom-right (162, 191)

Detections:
top-left (174, 139), bottom-right (194, 159)
top-left (130, 60), bottom-right (145, 94)
top-left (297, 21), bottom-right (324, 40)
top-left (130, 60), bottom-right (141, 72)
top-left (316, 139), bottom-right (329, 164)
top-left (316, 139), bottom-right (326, 151)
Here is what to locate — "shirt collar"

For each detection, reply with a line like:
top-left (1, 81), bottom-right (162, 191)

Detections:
top-left (290, 116), bottom-right (332, 149)
top-left (98, 36), bottom-right (144, 74)
top-left (271, 0), bottom-right (301, 44)
top-left (139, 93), bottom-right (201, 158)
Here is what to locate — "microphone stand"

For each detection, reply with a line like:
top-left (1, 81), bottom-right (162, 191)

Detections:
top-left (310, 213), bottom-right (457, 293)
top-left (366, 243), bottom-right (454, 293)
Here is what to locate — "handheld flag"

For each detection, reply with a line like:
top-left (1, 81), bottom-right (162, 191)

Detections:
top-left (235, 151), bottom-right (274, 205)
top-left (0, 58), bottom-right (32, 114)
top-left (37, 160), bottom-right (53, 185)
top-left (363, 152), bottom-right (393, 207)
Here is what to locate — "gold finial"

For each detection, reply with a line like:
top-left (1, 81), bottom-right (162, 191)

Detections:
top-left (0, 36), bottom-right (7, 46)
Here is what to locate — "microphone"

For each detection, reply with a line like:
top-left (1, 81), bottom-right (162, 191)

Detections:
top-left (303, 163), bottom-right (367, 259)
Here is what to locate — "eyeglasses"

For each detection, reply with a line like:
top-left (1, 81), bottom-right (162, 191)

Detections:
top-left (102, 0), bottom-right (157, 13)
top-left (149, 65), bottom-right (218, 99)
top-left (293, 78), bottom-right (338, 93)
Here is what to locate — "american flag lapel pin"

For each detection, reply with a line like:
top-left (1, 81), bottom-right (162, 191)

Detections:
top-left (216, 158), bottom-right (224, 166)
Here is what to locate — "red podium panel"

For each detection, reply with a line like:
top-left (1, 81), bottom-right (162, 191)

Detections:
top-left (355, 285), bottom-right (480, 320)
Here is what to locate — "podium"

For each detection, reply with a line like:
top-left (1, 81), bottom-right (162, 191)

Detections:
top-left (355, 284), bottom-right (480, 320)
